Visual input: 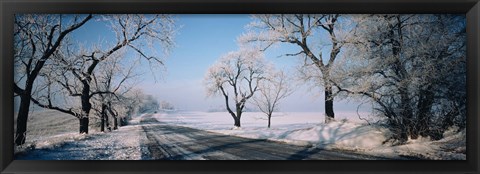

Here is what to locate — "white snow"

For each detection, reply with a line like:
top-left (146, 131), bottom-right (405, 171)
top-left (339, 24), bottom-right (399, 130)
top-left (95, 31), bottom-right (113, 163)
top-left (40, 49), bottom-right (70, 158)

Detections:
top-left (151, 111), bottom-right (466, 160)
top-left (15, 110), bottom-right (465, 160)
top-left (15, 117), bottom-right (146, 160)
top-left (366, 127), bottom-right (466, 160)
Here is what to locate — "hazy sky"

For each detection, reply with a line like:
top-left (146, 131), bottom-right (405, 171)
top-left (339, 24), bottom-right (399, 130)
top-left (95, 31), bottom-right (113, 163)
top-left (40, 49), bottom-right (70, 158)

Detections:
top-left (71, 14), bottom-right (369, 112)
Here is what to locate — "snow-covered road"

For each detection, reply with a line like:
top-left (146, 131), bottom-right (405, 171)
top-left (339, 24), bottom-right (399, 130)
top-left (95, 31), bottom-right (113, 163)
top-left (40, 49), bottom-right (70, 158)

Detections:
top-left (138, 115), bottom-right (398, 160)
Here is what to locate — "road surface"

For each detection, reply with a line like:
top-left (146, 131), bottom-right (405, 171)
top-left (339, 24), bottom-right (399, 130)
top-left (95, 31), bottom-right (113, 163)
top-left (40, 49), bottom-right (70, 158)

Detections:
top-left (139, 115), bottom-right (395, 160)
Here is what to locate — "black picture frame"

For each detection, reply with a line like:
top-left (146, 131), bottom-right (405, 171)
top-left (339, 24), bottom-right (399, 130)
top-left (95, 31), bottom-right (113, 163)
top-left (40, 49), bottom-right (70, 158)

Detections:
top-left (1, 0), bottom-right (479, 173)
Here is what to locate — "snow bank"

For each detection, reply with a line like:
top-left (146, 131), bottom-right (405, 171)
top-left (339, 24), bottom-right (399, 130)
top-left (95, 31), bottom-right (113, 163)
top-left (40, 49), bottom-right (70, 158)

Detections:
top-left (213, 120), bottom-right (388, 151)
top-left (376, 127), bottom-right (466, 160)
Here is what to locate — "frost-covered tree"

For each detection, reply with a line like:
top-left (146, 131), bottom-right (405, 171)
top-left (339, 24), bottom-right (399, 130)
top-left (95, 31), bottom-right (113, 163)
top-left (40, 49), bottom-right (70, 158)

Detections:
top-left (138, 95), bottom-right (160, 114)
top-left (91, 54), bottom-right (139, 132)
top-left (205, 47), bottom-right (270, 127)
top-left (252, 70), bottom-right (293, 128)
top-left (13, 14), bottom-right (92, 145)
top-left (334, 14), bottom-right (466, 142)
top-left (114, 88), bottom-right (145, 128)
top-left (31, 14), bottom-right (176, 134)
top-left (239, 14), bottom-right (350, 123)
top-left (160, 101), bottom-right (175, 111)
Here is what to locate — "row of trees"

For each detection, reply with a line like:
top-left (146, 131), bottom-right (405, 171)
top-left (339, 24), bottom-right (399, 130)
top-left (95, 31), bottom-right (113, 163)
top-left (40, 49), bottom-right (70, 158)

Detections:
top-left (206, 14), bottom-right (466, 143)
top-left (14, 14), bottom-right (177, 145)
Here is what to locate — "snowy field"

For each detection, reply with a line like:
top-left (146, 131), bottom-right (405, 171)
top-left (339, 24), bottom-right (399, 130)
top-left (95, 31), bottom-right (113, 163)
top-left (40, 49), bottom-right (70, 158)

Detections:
top-left (151, 111), bottom-right (466, 160)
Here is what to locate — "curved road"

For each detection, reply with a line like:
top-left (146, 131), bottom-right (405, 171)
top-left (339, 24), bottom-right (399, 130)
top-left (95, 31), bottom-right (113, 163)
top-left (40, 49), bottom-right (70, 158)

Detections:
top-left (139, 115), bottom-right (397, 160)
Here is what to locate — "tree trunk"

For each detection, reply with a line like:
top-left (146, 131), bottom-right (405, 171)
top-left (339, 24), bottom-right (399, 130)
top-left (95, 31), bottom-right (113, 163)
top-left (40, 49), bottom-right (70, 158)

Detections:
top-left (79, 81), bottom-right (92, 134)
top-left (401, 102), bottom-right (414, 139)
top-left (105, 108), bottom-right (110, 131)
top-left (79, 116), bottom-right (89, 134)
top-left (113, 115), bottom-right (118, 130)
top-left (100, 117), bottom-right (105, 132)
top-left (324, 85), bottom-right (335, 123)
top-left (399, 123), bottom-right (409, 142)
top-left (78, 103), bottom-right (90, 134)
top-left (398, 86), bottom-right (414, 139)
top-left (234, 104), bottom-right (243, 127)
top-left (15, 93), bottom-right (32, 145)
top-left (415, 88), bottom-right (434, 138)
top-left (100, 104), bottom-right (107, 132)
top-left (106, 104), bottom-right (117, 130)
top-left (396, 87), bottom-right (413, 142)
top-left (234, 117), bottom-right (241, 127)
top-left (267, 114), bottom-right (271, 128)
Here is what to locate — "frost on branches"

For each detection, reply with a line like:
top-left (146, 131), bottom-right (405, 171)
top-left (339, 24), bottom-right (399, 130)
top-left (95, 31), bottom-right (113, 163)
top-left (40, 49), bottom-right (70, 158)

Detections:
top-left (334, 14), bottom-right (466, 143)
top-left (239, 14), bottom-right (353, 123)
top-left (204, 47), bottom-right (271, 127)
top-left (16, 14), bottom-right (177, 142)
top-left (252, 70), bottom-right (293, 128)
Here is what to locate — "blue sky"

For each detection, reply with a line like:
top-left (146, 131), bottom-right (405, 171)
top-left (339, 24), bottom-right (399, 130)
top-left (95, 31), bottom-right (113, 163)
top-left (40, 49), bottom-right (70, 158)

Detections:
top-left (70, 14), bottom-right (367, 112)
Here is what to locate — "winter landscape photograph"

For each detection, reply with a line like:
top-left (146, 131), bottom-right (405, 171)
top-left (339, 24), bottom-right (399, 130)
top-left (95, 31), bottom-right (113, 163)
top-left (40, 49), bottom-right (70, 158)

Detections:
top-left (13, 14), bottom-right (466, 160)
